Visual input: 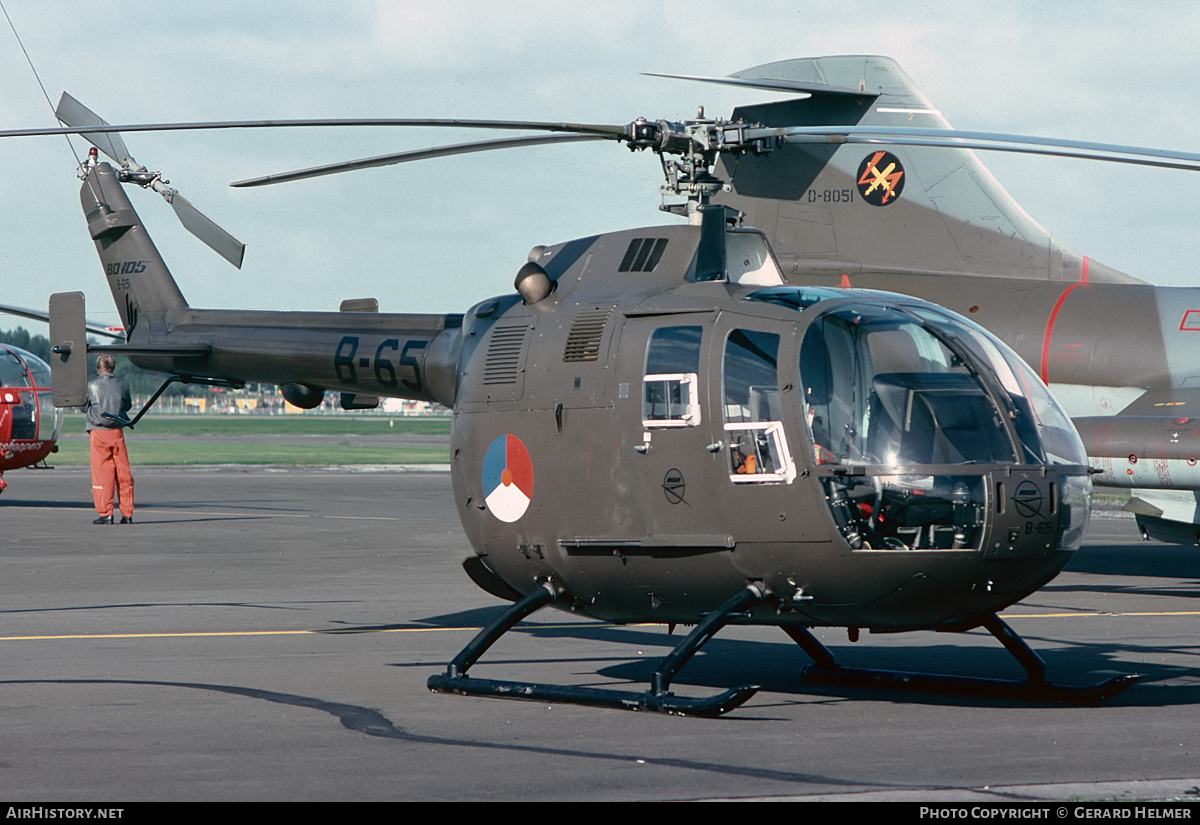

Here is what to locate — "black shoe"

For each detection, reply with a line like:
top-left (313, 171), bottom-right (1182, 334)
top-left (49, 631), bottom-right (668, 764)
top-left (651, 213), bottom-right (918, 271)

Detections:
top-left (93, 515), bottom-right (113, 525)
top-left (119, 515), bottom-right (133, 524)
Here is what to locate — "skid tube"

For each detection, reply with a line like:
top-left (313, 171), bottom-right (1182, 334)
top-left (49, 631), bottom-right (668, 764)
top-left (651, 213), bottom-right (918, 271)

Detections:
top-left (427, 581), bottom-right (767, 716)
top-left (784, 614), bottom-right (1139, 704)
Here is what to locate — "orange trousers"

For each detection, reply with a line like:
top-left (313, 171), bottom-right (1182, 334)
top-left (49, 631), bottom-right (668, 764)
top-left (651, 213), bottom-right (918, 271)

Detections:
top-left (89, 429), bottom-right (134, 518)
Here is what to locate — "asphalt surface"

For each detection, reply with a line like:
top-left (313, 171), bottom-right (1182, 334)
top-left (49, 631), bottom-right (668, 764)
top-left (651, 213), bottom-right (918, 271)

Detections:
top-left (1, 465), bottom-right (1199, 802)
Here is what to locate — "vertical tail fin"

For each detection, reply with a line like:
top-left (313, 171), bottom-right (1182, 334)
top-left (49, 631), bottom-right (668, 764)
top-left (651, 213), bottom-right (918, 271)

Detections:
top-left (80, 162), bottom-right (188, 337)
top-left (717, 55), bottom-right (1139, 285)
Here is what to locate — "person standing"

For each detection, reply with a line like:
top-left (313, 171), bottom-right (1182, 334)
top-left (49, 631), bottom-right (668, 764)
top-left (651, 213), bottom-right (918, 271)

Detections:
top-left (85, 354), bottom-right (134, 525)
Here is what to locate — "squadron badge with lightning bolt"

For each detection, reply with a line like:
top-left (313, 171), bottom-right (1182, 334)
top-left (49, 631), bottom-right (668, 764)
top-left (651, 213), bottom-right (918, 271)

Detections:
top-left (856, 150), bottom-right (905, 206)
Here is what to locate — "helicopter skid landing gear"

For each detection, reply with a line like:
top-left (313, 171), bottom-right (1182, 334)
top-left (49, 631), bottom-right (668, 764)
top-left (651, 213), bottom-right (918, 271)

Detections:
top-left (427, 582), bottom-right (766, 717)
top-left (784, 615), bottom-right (1138, 704)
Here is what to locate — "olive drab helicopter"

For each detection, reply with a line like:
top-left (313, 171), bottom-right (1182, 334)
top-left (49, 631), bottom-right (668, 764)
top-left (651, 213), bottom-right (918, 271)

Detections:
top-left (11, 56), bottom-right (1200, 716)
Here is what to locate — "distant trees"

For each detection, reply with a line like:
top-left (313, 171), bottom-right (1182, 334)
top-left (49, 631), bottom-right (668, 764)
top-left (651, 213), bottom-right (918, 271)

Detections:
top-left (0, 326), bottom-right (51, 362)
top-left (0, 325), bottom-right (193, 396)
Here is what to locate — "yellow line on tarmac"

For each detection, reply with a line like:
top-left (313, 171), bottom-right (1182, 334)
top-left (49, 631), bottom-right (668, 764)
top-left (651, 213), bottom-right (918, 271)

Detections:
top-left (0, 622), bottom-right (619, 643)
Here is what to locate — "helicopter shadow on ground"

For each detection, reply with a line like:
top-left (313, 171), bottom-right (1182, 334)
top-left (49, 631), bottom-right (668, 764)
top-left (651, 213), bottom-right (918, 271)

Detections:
top-left (0, 490), bottom-right (309, 522)
top-left (0, 677), bottom-right (877, 788)
top-left (590, 631), bottom-right (1200, 710)
top-left (323, 605), bottom-right (514, 635)
top-left (1064, 537), bottom-right (1200, 580)
top-left (0, 598), bottom-right (350, 618)
top-left (394, 605), bottom-right (1200, 710)
top-left (0, 496), bottom-right (88, 510)
top-left (1039, 538), bottom-right (1200, 601)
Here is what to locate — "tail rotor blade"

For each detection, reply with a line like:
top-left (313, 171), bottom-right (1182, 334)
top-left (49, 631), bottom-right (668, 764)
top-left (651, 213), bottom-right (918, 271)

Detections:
top-left (55, 92), bottom-right (136, 168)
top-left (167, 191), bottom-right (245, 269)
top-left (57, 92), bottom-right (245, 268)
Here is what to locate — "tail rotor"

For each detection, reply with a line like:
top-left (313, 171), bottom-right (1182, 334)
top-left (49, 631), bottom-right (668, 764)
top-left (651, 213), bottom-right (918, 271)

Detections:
top-left (56, 92), bottom-right (245, 269)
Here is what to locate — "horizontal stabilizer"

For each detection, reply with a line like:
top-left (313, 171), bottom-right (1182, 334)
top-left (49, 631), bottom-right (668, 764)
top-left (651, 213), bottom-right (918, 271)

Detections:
top-left (1113, 387), bottom-right (1200, 417)
top-left (1125, 489), bottom-right (1200, 545)
top-left (643, 72), bottom-right (879, 98)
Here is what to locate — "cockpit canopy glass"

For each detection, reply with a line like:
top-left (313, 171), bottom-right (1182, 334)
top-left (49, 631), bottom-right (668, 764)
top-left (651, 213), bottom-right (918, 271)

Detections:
top-left (0, 347), bottom-right (32, 388)
top-left (801, 304), bottom-right (1027, 467)
top-left (801, 299), bottom-right (1092, 473)
top-left (0, 346), bottom-right (56, 442)
top-left (905, 306), bottom-right (1088, 466)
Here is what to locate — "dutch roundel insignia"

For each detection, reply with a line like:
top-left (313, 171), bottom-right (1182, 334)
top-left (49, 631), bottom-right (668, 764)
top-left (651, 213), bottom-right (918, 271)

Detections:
top-left (482, 434), bottom-right (534, 522)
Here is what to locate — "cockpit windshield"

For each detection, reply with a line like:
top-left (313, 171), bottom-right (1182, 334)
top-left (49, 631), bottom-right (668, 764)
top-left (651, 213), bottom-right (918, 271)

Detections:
top-left (0, 346), bottom-right (58, 443)
top-left (0, 347), bottom-right (31, 388)
top-left (791, 298), bottom-right (1090, 553)
top-left (800, 304), bottom-right (1019, 467)
top-left (906, 306), bottom-right (1088, 467)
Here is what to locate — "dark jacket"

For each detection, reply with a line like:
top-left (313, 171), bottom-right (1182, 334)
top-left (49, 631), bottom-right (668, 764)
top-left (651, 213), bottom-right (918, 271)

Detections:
top-left (85, 373), bottom-right (132, 432)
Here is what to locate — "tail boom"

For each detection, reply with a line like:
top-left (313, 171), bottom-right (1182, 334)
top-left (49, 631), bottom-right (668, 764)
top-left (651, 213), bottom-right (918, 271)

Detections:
top-left (78, 160), bottom-right (463, 408)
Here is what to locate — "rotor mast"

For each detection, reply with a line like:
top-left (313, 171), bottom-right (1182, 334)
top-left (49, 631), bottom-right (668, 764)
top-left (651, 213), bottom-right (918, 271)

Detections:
top-left (624, 107), bottom-right (778, 224)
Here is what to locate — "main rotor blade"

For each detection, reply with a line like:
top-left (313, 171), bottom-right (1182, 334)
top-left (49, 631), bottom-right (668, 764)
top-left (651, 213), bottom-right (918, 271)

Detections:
top-left (753, 125), bottom-right (1200, 172)
top-left (54, 92), bottom-right (136, 167)
top-left (0, 117), bottom-right (628, 141)
top-left (166, 191), bottom-right (245, 268)
top-left (231, 133), bottom-right (608, 188)
top-left (0, 303), bottom-right (123, 340)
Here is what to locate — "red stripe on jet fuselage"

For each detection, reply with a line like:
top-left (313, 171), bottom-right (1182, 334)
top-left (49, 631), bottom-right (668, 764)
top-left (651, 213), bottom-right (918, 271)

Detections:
top-left (1039, 256), bottom-right (1089, 385)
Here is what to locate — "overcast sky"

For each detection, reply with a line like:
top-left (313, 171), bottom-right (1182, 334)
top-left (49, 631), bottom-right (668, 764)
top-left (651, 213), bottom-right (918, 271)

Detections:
top-left (2, 0), bottom-right (1199, 329)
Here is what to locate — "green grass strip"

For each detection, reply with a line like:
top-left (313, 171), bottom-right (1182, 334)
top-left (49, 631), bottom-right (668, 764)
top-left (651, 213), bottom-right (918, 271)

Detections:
top-left (57, 413), bottom-right (450, 437)
top-left (49, 414), bottom-right (451, 466)
top-left (50, 441), bottom-right (448, 466)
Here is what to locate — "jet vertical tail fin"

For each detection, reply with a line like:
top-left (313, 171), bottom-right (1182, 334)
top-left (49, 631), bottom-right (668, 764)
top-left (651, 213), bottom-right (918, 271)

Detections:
top-left (715, 55), bottom-right (1141, 286)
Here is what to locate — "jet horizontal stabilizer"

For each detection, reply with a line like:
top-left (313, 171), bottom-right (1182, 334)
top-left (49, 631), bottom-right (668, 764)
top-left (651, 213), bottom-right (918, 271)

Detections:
top-left (643, 72), bottom-right (880, 98)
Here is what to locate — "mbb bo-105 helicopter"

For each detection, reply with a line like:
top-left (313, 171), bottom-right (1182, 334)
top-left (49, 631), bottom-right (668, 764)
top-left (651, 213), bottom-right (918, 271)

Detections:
top-left (15, 56), bottom-right (1200, 716)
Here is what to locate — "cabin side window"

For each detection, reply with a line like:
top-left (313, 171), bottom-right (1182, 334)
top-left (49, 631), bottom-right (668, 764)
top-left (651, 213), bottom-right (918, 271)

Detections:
top-left (722, 329), bottom-right (795, 483)
top-left (642, 325), bottom-right (702, 428)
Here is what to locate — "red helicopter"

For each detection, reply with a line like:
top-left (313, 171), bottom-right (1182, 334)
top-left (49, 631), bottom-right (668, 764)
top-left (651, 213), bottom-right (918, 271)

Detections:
top-left (0, 342), bottom-right (58, 493)
top-left (0, 304), bottom-right (121, 493)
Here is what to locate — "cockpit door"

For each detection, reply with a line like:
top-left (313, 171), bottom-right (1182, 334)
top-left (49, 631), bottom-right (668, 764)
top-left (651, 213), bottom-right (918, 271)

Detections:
top-left (621, 315), bottom-right (730, 548)
top-left (710, 313), bottom-right (823, 544)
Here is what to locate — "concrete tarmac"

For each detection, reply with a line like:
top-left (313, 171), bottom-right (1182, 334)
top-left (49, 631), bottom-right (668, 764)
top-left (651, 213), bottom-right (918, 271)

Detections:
top-left (1, 465), bottom-right (1199, 801)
